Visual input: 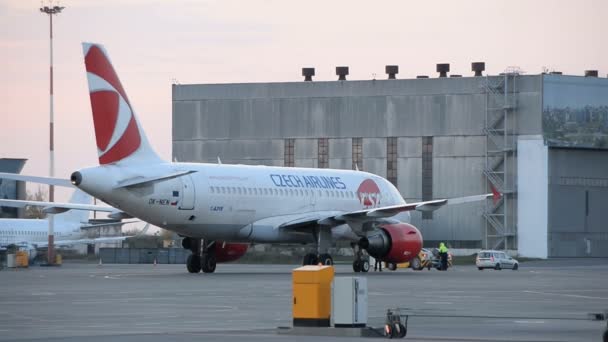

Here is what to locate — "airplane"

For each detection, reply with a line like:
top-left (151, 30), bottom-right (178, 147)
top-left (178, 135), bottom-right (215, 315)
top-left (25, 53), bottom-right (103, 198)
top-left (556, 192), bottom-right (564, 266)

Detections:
top-left (0, 189), bottom-right (139, 262)
top-left (0, 43), bottom-right (498, 273)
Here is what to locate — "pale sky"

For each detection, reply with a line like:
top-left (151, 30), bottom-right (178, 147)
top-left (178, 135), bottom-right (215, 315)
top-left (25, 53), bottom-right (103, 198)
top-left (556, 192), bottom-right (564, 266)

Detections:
top-left (1, 0), bottom-right (607, 202)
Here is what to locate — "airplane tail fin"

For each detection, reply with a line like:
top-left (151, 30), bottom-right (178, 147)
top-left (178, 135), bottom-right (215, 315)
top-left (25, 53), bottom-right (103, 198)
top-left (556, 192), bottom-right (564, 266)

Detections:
top-left (54, 190), bottom-right (92, 225)
top-left (82, 43), bottom-right (162, 165)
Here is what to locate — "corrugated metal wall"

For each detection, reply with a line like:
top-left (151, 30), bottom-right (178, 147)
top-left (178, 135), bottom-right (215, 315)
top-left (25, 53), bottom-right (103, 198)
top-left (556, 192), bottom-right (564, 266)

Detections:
top-left (548, 149), bottom-right (608, 257)
top-left (172, 76), bottom-right (543, 247)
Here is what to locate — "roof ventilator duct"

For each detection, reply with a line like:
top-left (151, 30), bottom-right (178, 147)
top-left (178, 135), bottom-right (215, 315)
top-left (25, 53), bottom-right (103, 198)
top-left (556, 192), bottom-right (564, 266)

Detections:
top-left (336, 66), bottom-right (349, 81)
top-left (585, 70), bottom-right (598, 77)
top-left (437, 63), bottom-right (450, 78)
top-left (385, 65), bottom-right (399, 79)
top-left (472, 62), bottom-right (485, 77)
top-left (302, 68), bottom-right (315, 81)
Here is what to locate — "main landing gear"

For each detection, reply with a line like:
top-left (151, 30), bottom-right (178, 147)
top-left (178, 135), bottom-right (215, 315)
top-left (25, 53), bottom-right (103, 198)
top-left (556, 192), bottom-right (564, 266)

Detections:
top-left (351, 243), bottom-right (370, 273)
top-left (183, 237), bottom-right (217, 274)
top-left (302, 228), bottom-right (334, 266)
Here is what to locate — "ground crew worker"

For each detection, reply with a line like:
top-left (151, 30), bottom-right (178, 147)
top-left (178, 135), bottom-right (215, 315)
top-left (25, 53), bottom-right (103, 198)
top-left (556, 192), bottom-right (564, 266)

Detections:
top-left (374, 258), bottom-right (382, 272)
top-left (439, 242), bottom-right (449, 271)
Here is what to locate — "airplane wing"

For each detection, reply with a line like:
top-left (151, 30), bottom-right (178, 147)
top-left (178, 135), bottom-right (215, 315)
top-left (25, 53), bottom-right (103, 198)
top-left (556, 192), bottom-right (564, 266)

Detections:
top-left (279, 193), bottom-right (498, 231)
top-left (335, 193), bottom-right (493, 221)
top-left (40, 236), bottom-right (130, 248)
top-left (38, 224), bottom-right (150, 248)
top-left (0, 172), bottom-right (74, 188)
top-left (0, 199), bottom-right (117, 214)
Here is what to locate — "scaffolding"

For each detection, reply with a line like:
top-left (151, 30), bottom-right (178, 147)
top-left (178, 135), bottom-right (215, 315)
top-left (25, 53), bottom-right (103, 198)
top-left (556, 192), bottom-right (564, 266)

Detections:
top-left (483, 71), bottom-right (519, 250)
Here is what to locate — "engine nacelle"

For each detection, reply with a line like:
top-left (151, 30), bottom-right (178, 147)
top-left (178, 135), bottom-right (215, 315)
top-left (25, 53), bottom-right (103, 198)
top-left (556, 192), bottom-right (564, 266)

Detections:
top-left (360, 223), bottom-right (423, 264)
top-left (214, 242), bottom-right (248, 263)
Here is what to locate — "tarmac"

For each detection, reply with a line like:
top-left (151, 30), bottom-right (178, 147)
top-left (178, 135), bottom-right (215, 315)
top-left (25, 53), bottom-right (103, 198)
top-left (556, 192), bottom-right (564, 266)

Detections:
top-left (0, 259), bottom-right (607, 342)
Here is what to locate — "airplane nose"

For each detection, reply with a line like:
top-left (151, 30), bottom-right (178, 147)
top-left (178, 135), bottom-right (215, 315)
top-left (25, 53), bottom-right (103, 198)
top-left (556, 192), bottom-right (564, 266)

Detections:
top-left (71, 171), bottom-right (82, 186)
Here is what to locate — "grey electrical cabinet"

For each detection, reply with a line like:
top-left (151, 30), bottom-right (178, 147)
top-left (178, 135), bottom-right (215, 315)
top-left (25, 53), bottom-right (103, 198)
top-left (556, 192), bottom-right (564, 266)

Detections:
top-left (332, 277), bottom-right (367, 327)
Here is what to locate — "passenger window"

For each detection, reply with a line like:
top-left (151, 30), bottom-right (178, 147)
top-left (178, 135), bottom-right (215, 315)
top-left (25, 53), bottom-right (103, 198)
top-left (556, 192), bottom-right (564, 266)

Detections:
top-left (273, 189), bottom-right (278, 196)
top-left (210, 187), bottom-right (214, 194)
top-left (279, 189), bottom-right (284, 196)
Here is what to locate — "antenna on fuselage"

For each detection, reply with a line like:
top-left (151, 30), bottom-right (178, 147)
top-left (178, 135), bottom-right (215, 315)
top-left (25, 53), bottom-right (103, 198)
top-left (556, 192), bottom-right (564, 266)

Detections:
top-left (355, 163), bottom-right (360, 171)
top-left (217, 156), bottom-right (222, 164)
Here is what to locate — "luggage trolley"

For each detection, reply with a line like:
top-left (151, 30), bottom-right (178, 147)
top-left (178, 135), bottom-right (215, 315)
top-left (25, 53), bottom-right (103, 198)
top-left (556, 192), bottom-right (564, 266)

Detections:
top-left (383, 308), bottom-right (408, 339)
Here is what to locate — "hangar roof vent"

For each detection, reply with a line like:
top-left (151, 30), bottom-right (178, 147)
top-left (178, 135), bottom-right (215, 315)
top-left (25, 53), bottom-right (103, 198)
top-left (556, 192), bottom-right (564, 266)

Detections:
top-left (550, 71), bottom-right (562, 75)
top-left (436, 63), bottom-right (450, 77)
top-left (385, 65), bottom-right (399, 79)
top-left (472, 62), bottom-right (485, 76)
top-left (302, 68), bottom-right (315, 81)
top-left (416, 75), bottom-right (429, 79)
top-left (336, 66), bottom-right (349, 81)
top-left (450, 74), bottom-right (462, 78)
top-left (585, 70), bottom-right (598, 77)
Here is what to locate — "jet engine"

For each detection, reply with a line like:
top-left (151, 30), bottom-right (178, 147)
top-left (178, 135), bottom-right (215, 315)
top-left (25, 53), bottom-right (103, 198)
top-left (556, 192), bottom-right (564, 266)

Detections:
top-left (214, 242), bottom-right (248, 263)
top-left (359, 223), bottom-right (422, 263)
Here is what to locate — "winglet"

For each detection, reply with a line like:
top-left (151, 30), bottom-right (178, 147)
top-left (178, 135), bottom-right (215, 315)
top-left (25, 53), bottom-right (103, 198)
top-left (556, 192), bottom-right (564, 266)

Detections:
top-left (491, 185), bottom-right (502, 205)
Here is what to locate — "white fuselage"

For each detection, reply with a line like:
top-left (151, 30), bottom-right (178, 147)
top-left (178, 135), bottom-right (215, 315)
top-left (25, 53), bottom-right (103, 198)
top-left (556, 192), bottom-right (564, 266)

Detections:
top-left (76, 162), bottom-right (410, 243)
top-left (0, 219), bottom-right (82, 246)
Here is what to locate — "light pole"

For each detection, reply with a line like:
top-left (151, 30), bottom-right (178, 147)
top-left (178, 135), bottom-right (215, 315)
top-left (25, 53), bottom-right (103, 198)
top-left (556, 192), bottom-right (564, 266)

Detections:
top-left (40, 2), bottom-right (64, 265)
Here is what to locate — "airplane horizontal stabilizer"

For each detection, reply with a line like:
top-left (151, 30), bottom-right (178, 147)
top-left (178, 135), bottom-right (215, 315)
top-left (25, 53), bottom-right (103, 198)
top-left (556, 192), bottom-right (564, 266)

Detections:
top-left (0, 172), bottom-right (74, 188)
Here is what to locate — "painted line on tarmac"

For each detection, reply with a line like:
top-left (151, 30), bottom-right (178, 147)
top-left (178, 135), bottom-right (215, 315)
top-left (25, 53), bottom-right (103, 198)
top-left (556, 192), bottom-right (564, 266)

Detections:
top-left (514, 320), bottom-right (545, 324)
top-left (524, 290), bottom-right (608, 300)
top-left (424, 301), bottom-right (453, 305)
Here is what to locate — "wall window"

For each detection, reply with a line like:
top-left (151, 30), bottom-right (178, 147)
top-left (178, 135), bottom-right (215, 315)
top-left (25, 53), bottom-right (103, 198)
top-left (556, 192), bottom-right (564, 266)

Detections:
top-left (352, 137), bottom-right (363, 170)
top-left (422, 136), bottom-right (433, 220)
top-left (284, 138), bottom-right (295, 167)
top-left (387, 137), bottom-right (398, 186)
top-left (318, 138), bottom-right (329, 168)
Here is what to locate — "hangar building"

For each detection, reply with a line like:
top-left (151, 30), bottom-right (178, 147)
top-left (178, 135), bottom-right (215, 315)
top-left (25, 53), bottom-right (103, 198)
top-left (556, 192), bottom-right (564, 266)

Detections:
top-left (0, 158), bottom-right (27, 219)
top-left (172, 66), bottom-right (608, 258)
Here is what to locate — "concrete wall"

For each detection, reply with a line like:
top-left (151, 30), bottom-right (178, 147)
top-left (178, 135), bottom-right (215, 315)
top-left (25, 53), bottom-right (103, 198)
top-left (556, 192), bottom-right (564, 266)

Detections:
top-left (173, 75), bottom-right (544, 247)
top-left (517, 136), bottom-right (548, 258)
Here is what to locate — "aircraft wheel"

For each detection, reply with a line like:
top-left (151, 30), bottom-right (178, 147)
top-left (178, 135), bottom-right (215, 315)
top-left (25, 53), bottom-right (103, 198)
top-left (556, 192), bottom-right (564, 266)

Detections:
top-left (318, 253), bottom-right (333, 266)
top-left (384, 323), bottom-right (393, 338)
top-left (410, 256), bottom-right (422, 271)
top-left (186, 254), bottom-right (201, 273)
top-left (302, 253), bottom-right (318, 265)
top-left (396, 323), bottom-right (407, 338)
top-left (387, 262), bottom-right (397, 271)
top-left (201, 253), bottom-right (217, 273)
top-left (361, 260), bottom-right (370, 273)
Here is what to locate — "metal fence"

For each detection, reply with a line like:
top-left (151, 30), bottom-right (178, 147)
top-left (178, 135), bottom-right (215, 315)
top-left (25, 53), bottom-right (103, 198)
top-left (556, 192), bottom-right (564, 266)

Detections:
top-left (99, 248), bottom-right (191, 264)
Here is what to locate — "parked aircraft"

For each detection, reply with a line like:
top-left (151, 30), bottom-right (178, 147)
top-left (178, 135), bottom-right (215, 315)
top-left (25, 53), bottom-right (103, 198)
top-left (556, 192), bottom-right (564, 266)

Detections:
top-left (0, 189), bottom-right (136, 261)
top-left (0, 43), bottom-right (497, 273)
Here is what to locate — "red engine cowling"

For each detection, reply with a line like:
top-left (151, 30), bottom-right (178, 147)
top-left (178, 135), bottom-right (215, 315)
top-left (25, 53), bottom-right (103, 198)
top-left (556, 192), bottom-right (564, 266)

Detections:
top-left (214, 242), bottom-right (249, 263)
top-left (361, 223), bottom-right (423, 263)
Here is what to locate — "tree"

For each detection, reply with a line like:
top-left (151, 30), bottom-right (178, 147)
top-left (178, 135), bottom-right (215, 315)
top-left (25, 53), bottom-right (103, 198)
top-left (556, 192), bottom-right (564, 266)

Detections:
top-left (25, 186), bottom-right (47, 219)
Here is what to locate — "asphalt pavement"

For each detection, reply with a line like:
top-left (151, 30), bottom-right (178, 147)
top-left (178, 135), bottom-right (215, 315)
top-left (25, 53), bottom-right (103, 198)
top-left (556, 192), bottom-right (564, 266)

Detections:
top-left (0, 259), bottom-right (606, 341)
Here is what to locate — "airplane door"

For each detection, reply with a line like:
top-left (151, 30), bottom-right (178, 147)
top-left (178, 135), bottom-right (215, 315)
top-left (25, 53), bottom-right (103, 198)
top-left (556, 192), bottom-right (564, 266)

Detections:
top-left (179, 175), bottom-right (195, 210)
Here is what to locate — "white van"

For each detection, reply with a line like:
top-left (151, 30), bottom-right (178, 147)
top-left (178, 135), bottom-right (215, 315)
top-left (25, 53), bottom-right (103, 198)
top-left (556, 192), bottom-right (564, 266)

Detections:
top-left (476, 250), bottom-right (519, 270)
